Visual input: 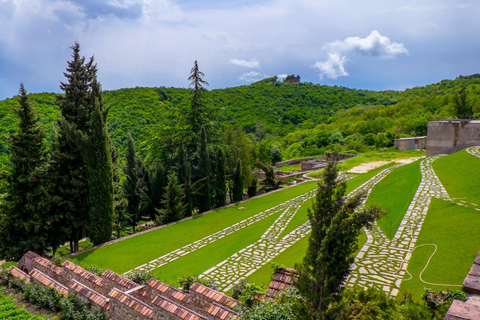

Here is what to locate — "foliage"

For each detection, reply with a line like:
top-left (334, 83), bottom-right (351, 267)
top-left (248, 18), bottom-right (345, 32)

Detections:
top-left (60, 294), bottom-right (105, 320)
top-left (232, 158), bottom-right (244, 202)
top-left (236, 281), bottom-right (265, 308)
top-left (23, 284), bottom-right (63, 312)
top-left (422, 288), bottom-right (467, 311)
top-left (257, 161), bottom-right (280, 192)
top-left (236, 289), bottom-right (306, 320)
top-left (178, 275), bottom-right (219, 292)
top-left (0, 290), bottom-right (46, 320)
top-left (295, 157), bottom-right (385, 319)
top-left (124, 270), bottom-right (155, 285)
top-left (156, 172), bottom-right (186, 224)
top-left (0, 84), bottom-right (50, 260)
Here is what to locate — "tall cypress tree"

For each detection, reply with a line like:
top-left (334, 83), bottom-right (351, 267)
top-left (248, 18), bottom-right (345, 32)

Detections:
top-left (197, 126), bottom-right (211, 212)
top-left (60, 78), bottom-right (114, 245)
top-left (157, 172), bottom-right (186, 224)
top-left (295, 158), bottom-right (385, 319)
top-left (213, 148), bottom-right (227, 208)
top-left (0, 84), bottom-right (49, 260)
top-left (123, 132), bottom-right (146, 233)
top-left (50, 42), bottom-right (95, 252)
top-left (232, 158), bottom-right (244, 202)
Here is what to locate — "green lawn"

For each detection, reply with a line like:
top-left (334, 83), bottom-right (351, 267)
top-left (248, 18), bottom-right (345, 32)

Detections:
top-left (73, 181), bottom-right (317, 272)
top-left (399, 198), bottom-right (480, 299)
top-left (433, 149), bottom-right (480, 204)
top-left (367, 160), bottom-right (422, 239)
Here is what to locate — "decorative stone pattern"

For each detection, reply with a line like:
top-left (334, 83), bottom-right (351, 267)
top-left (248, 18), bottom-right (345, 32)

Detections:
top-left (199, 165), bottom-right (398, 292)
top-left (345, 156), bottom-right (450, 296)
top-left (466, 146), bottom-right (480, 158)
top-left (124, 191), bottom-right (317, 277)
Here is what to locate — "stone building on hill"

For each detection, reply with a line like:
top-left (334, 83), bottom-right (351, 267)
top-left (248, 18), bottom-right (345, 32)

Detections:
top-left (426, 120), bottom-right (480, 156)
top-left (13, 251), bottom-right (239, 320)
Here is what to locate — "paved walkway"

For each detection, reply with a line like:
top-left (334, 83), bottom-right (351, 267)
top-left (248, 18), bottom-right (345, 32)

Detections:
top-left (345, 156), bottom-right (450, 296)
top-left (199, 165), bottom-right (400, 291)
top-left (123, 190), bottom-right (316, 276)
top-left (466, 146), bottom-right (480, 158)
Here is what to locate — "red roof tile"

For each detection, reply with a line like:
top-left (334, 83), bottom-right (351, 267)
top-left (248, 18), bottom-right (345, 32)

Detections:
top-left (151, 296), bottom-right (205, 320)
top-left (102, 270), bottom-right (138, 290)
top-left (8, 266), bottom-right (31, 284)
top-left (207, 302), bottom-right (239, 320)
top-left (31, 255), bottom-right (62, 276)
top-left (63, 260), bottom-right (103, 286)
top-left (68, 279), bottom-right (110, 310)
top-left (147, 279), bottom-right (191, 303)
top-left (109, 288), bottom-right (153, 318)
top-left (190, 283), bottom-right (238, 308)
top-left (266, 268), bottom-right (298, 298)
top-left (29, 268), bottom-right (68, 296)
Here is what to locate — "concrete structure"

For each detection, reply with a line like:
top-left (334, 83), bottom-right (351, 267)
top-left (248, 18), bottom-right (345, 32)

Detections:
top-left (426, 120), bottom-right (480, 156)
top-left (394, 136), bottom-right (426, 151)
top-left (14, 251), bottom-right (239, 320)
top-left (444, 250), bottom-right (480, 319)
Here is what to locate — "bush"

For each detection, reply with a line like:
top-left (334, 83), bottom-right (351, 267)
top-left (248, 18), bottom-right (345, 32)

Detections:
top-left (178, 275), bottom-right (219, 293)
top-left (60, 294), bottom-right (105, 320)
top-left (23, 284), bottom-right (63, 312)
top-left (124, 270), bottom-right (155, 285)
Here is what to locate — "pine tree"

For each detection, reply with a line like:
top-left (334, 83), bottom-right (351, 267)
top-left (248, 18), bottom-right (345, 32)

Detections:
top-left (177, 143), bottom-right (193, 216)
top-left (157, 172), bottom-right (186, 224)
top-left (0, 84), bottom-right (49, 260)
top-left (197, 126), bottom-right (211, 212)
top-left (295, 157), bottom-right (385, 319)
top-left (187, 60), bottom-right (210, 139)
top-left (144, 162), bottom-right (167, 221)
top-left (454, 87), bottom-right (472, 119)
top-left (232, 158), bottom-right (244, 202)
top-left (51, 42), bottom-right (95, 252)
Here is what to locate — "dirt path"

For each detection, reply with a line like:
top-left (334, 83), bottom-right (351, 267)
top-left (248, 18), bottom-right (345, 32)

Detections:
top-left (347, 157), bottom-right (422, 174)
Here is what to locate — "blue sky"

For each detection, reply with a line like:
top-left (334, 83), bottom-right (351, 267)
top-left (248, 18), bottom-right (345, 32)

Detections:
top-left (0, 0), bottom-right (479, 100)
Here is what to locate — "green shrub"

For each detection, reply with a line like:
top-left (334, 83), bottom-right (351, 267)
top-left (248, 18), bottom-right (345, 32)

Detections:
top-left (124, 270), bottom-right (155, 285)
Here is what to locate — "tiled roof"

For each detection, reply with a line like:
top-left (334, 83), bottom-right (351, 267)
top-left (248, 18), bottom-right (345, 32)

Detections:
top-left (147, 279), bottom-right (191, 303)
top-left (266, 268), bottom-right (298, 298)
top-left (109, 288), bottom-right (153, 319)
top-left (68, 279), bottom-right (110, 310)
top-left (207, 302), bottom-right (239, 320)
top-left (29, 268), bottom-right (68, 296)
top-left (190, 283), bottom-right (238, 308)
top-left (32, 254), bottom-right (62, 276)
top-left (102, 270), bottom-right (137, 290)
top-left (63, 260), bottom-right (103, 287)
top-left (151, 296), bottom-right (204, 320)
top-left (8, 266), bottom-right (31, 284)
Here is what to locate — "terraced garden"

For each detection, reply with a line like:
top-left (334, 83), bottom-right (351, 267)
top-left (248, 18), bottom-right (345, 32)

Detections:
top-left (69, 148), bottom-right (480, 299)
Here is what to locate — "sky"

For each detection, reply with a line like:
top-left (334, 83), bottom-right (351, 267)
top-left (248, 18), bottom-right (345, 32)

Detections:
top-left (0, 0), bottom-right (479, 100)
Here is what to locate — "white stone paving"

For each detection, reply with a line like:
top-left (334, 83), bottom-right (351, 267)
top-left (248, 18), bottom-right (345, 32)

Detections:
top-left (345, 156), bottom-right (450, 296)
top-left (466, 146), bottom-right (480, 158)
top-left (123, 189), bottom-right (316, 276)
top-left (199, 165), bottom-right (400, 292)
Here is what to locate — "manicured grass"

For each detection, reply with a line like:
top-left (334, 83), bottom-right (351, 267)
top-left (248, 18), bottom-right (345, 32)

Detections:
top-left (399, 198), bottom-right (480, 300)
top-left (155, 210), bottom-right (283, 286)
top-left (73, 181), bottom-right (317, 272)
top-left (433, 149), bottom-right (480, 204)
top-left (367, 160), bottom-right (422, 239)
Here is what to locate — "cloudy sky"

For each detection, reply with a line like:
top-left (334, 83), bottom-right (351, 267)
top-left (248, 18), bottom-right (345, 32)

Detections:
top-left (0, 0), bottom-right (479, 100)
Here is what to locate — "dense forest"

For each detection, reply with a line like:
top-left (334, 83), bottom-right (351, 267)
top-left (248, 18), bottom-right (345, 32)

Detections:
top-left (1, 73), bottom-right (479, 167)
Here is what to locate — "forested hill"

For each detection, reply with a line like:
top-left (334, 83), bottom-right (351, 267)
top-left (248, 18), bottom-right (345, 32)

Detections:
top-left (0, 74), bottom-right (479, 160)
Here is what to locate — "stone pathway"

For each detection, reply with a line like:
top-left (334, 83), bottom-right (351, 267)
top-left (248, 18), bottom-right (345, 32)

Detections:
top-left (123, 190), bottom-right (316, 276)
top-left (466, 146), bottom-right (480, 158)
top-left (345, 156), bottom-right (450, 296)
top-left (199, 165), bottom-right (400, 292)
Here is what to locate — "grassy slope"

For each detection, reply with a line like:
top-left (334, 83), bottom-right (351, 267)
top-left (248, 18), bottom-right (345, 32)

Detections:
top-left (433, 149), bottom-right (480, 204)
top-left (399, 198), bottom-right (480, 299)
top-left (366, 160), bottom-right (422, 239)
top-left (74, 181), bottom-right (317, 272)
top-left (245, 166), bottom-right (388, 287)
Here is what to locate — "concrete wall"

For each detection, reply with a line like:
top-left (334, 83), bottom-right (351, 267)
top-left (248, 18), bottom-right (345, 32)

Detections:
top-left (394, 137), bottom-right (426, 151)
top-left (426, 120), bottom-right (480, 156)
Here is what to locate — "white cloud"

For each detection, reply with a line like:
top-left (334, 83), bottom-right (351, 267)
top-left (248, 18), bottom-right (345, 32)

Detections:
top-left (314, 30), bottom-right (408, 79)
top-left (326, 30), bottom-right (408, 58)
top-left (277, 73), bottom-right (288, 81)
top-left (239, 71), bottom-right (262, 82)
top-left (313, 54), bottom-right (348, 80)
top-left (230, 58), bottom-right (260, 68)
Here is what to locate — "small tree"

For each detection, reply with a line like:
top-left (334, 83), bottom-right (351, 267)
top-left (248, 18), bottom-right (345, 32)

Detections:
top-left (213, 148), bottom-right (227, 208)
top-left (295, 157), bottom-right (385, 319)
top-left (232, 158), bottom-right (244, 202)
top-left (157, 172), bottom-right (186, 224)
top-left (454, 88), bottom-right (473, 119)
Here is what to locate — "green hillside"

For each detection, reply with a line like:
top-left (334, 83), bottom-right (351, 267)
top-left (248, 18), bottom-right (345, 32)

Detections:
top-left (1, 74), bottom-right (479, 165)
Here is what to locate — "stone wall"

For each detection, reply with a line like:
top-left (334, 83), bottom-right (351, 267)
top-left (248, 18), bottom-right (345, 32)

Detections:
top-left (394, 136), bottom-right (427, 151)
top-left (426, 120), bottom-right (480, 156)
